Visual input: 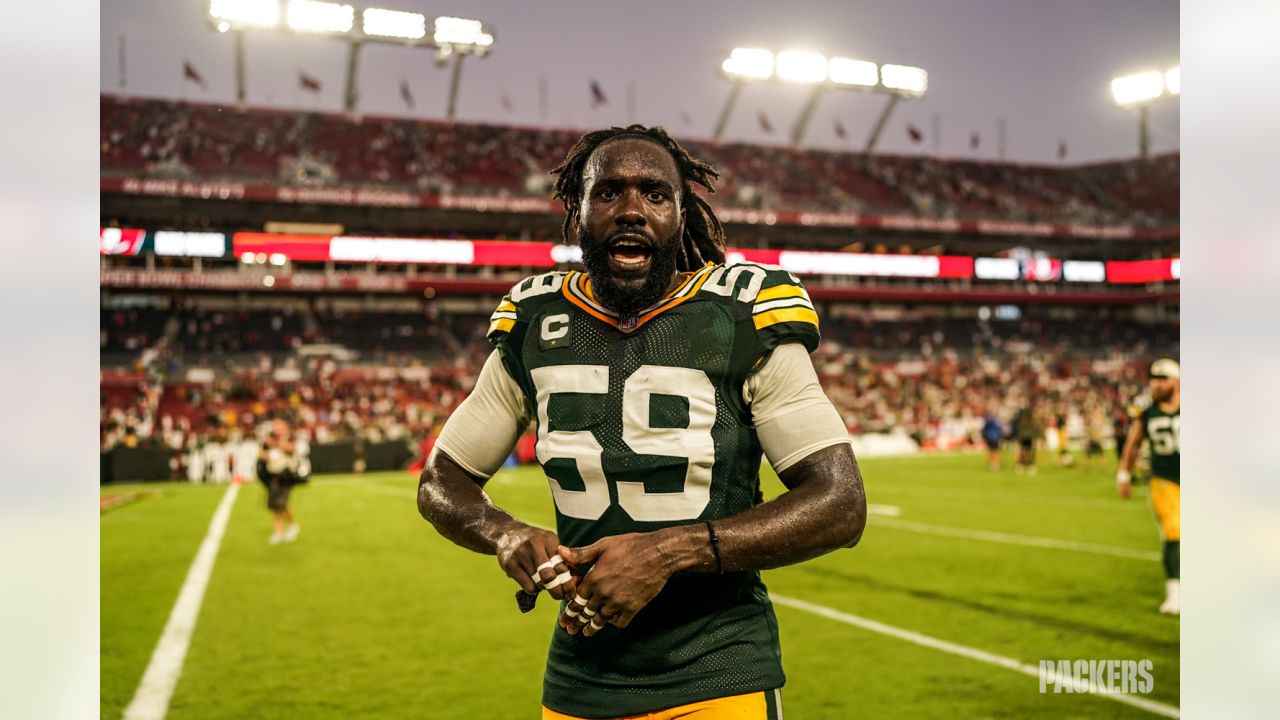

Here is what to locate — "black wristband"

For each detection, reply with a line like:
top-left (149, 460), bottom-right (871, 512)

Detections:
top-left (705, 521), bottom-right (723, 575)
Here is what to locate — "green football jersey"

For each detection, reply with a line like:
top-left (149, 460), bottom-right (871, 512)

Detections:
top-left (486, 262), bottom-right (821, 718)
top-left (1134, 400), bottom-right (1180, 484)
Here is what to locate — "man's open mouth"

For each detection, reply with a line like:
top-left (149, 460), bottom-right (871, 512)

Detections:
top-left (606, 234), bottom-right (654, 275)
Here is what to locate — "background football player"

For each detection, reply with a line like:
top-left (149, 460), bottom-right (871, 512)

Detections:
top-left (1117, 358), bottom-right (1180, 616)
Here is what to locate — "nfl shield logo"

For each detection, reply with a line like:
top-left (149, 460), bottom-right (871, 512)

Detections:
top-left (618, 314), bottom-right (638, 332)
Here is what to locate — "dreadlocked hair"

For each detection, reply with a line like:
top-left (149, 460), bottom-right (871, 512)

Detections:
top-left (551, 124), bottom-right (725, 272)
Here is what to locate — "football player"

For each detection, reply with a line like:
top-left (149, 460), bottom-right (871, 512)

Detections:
top-left (418, 126), bottom-right (866, 719)
top-left (260, 418), bottom-right (302, 545)
top-left (1116, 358), bottom-right (1180, 615)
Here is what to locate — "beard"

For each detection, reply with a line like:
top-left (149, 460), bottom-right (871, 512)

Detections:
top-left (577, 224), bottom-right (682, 316)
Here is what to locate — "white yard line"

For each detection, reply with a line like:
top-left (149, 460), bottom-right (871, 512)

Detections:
top-left (123, 483), bottom-right (240, 720)
top-left (771, 594), bottom-right (1179, 719)
top-left (870, 483), bottom-right (1144, 510)
top-left (870, 517), bottom-right (1160, 562)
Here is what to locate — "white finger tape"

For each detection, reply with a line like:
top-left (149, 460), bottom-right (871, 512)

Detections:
top-left (589, 617), bottom-right (605, 630)
top-left (536, 554), bottom-right (564, 574)
top-left (582, 607), bottom-right (597, 617)
top-left (572, 594), bottom-right (588, 607)
top-left (564, 606), bottom-right (581, 619)
top-left (543, 571), bottom-right (572, 590)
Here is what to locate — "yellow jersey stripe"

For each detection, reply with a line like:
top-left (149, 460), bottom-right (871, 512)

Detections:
top-left (753, 306), bottom-right (819, 330)
top-left (496, 300), bottom-right (516, 313)
top-left (488, 317), bottom-right (516, 335)
top-left (756, 284), bottom-right (807, 303)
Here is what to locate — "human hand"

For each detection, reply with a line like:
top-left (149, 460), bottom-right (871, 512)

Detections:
top-left (495, 524), bottom-right (576, 601)
top-left (556, 531), bottom-right (678, 637)
top-left (1115, 469), bottom-right (1132, 500)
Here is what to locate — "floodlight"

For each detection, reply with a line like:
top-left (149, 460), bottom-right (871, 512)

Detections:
top-left (828, 57), bottom-right (878, 87)
top-left (209, 0), bottom-right (281, 28)
top-left (776, 51), bottom-right (827, 84)
top-left (880, 64), bottom-right (928, 95)
top-left (216, 20), bottom-right (231, 33)
top-left (1165, 66), bottom-right (1180, 95)
top-left (362, 7), bottom-right (426, 40)
top-left (434, 16), bottom-right (487, 46)
top-left (722, 48), bottom-right (773, 80)
top-left (1111, 71), bottom-right (1164, 104)
top-left (286, 0), bottom-right (353, 34)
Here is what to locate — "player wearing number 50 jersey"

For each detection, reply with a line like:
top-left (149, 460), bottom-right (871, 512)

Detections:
top-left (418, 125), bottom-right (867, 719)
top-left (1117, 358), bottom-right (1180, 616)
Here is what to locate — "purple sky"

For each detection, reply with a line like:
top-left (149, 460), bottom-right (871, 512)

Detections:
top-left (100, 0), bottom-right (1179, 164)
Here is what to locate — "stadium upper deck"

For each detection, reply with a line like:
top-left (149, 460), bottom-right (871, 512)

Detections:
top-left (101, 95), bottom-right (1177, 230)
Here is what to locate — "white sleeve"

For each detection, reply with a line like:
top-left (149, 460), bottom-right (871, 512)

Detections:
top-left (745, 342), bottom-right (851, 474)
top-left (433, 350), bottom-right (531, 478)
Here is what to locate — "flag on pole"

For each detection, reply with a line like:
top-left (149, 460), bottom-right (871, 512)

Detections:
top-left (500, 93), bottom-right (514, 113)
top-left (906, 123), bottom-right (924, 143)
top-left (182, 61), bottom-right (207, 90)
top-left (970, 132), bottom-right (980, 149)
top-left (834, 119), bottom-right (847, 140)
top-left (299, 71), bottom-right (322, 93)
top-left (399, 79), bottom-right (415, 110)
top-left (1058, 140), bottom-right (1068, 159)
top-left (758, 112), bottom-right (773, 134)
top-left (589, 80), bottom-right (608, 108)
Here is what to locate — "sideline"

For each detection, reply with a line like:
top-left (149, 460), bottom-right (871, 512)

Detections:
top-left (122, 483), bottom-right (240, 720)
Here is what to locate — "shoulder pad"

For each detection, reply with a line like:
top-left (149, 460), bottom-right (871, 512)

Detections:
top-left (749, 265), bottom-right (820, 352)
top-left (1128, 393), bottom-right (1153, 417)
top-left (486, 272), bottom-right (568, 342)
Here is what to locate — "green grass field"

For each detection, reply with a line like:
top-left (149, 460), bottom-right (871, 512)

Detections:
top-left (102, 453), bottom-right (1179, 719)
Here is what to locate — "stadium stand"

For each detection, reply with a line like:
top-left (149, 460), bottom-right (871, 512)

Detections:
top-left (99, 96), bottom-right (1179, 480)
top-left (101, 300), bottom-right (1176, 469)
top-left (101, 95), bottom-right (1178, 227)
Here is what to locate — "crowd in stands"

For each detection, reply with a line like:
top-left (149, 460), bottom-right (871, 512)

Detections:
top-left (101, 304), bottom-right (1177, 476)
top-left (101, 95), bottom-right (1179, 228)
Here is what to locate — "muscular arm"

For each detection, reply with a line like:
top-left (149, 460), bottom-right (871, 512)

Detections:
top-left (656, 442), bottom-right (865, 573)
top-left (1115, 416), bottom-right (1145, 499)
top-left (417, 449), bottom-right (524, 556)
top-left (1117, 417), bottom-right (1145, 475)
top-left (415, 351), bottom-right (575, 598)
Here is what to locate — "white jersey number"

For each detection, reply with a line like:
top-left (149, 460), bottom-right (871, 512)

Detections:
top-left (1146, 415), bottom-right (1180, 455)
top-left (530, 364), bottom-right (716, 522)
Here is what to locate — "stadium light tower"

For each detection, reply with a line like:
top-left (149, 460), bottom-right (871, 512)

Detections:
top-left (714, 48), bottom-right (773, 140)
top-left (863, 63), bottom-right (927, 158)
top-left (432, 16), bottom-right (496, 120)
top-left (207, 0), bottom-right (283, 104)
top-left (1111, 64), bottom-right (1179, 160)
top-left (714, 46), bottom-right (927, 152)
top-left (205, 1), bottom-right (495, 118)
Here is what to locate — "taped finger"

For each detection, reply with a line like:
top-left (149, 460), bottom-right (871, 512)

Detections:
top-left (543, 571), bottom-right (572, 590)
top-left (536, 554), bottom-right (563, 574)
top-left (583, 615), bottom-right (606, 636)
